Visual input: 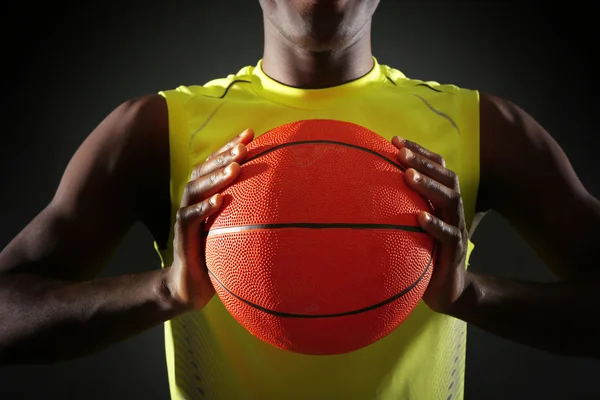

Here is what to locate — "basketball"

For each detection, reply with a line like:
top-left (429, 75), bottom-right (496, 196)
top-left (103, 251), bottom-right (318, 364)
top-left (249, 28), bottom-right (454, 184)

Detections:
top-left (204, 119), bottom-right (435, 355)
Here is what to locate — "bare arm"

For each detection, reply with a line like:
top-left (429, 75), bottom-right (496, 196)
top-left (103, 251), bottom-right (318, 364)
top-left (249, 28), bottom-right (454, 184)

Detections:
top-left (450, 93), bottom-right (600, 357)
top-left (0, 95), bottom-right (186, 364)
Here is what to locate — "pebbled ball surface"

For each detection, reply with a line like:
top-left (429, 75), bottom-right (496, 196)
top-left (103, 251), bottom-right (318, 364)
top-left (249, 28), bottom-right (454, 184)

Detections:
top-left (205, 119), bottom-right (435, 355)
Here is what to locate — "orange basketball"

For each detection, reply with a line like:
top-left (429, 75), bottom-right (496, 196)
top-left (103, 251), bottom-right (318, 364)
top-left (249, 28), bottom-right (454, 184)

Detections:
top-left (204, 119), bottom-right (435, 355)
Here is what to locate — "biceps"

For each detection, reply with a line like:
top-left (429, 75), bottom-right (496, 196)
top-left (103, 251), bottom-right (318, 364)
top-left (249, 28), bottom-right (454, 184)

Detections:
top-left (0, 204), bottom-right (129, 280)
top-left (480, 93), bottom-right (598, 278)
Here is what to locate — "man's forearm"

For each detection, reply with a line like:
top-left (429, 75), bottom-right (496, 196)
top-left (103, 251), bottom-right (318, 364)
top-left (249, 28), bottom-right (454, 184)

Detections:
top-left (0, 267), bottom-right (187, 365)
top-left (449, 271), bottom-right (600, 358)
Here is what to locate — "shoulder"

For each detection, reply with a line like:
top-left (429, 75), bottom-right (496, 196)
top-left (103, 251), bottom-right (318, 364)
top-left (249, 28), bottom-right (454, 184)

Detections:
top-left (379, 64), bottom-right (473, 97)
top-left (479, 92), bottom-right (526, 130)
top-left (160, 65), bottom-right (256, 102)
top-left (100, 94), bottom-right (169, 176)
top-left (64, 94), bottom-right (170, 203)
top-left (84, 94), bottom-right (168, 161)
top-left (478, 92), bottom-right (546, 168)
top-left (72, 94), bottom-right (168, 165)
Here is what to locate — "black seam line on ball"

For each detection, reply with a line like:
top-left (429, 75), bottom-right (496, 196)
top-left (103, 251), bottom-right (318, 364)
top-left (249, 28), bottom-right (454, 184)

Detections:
top-left (244, 140), bottom-right (406, 172)
top-left (206, 240), bottom-right (436, 319)
top-left (206, 222), bottom-right (426, 237)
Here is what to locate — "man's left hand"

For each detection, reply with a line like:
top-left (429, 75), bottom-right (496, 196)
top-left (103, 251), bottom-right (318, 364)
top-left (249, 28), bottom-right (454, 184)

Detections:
top-left (392, 136), bottom-right (471, 315)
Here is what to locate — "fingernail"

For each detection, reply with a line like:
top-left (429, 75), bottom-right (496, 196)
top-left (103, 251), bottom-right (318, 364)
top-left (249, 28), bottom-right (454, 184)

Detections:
top-left (412, 170), bottom-right (421, 181)
top-left (231, 144), bottom-right (239, 156)
top-left (239, 129), bottom-right (249, 137)
top-left (404, 148), bottom-right (414, 159)
top-left (209, 194), bottom-right (219, 206)
top-left (224, 163), bottom-right (234, 175)
top-left (394, 135), bottom-right (405, 143)
top-left (423, 212), bottom-right (432, 222)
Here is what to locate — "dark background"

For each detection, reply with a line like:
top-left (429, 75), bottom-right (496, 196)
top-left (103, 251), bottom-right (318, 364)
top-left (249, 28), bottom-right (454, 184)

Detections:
top-left (1, 1), bottom-right (598, 399)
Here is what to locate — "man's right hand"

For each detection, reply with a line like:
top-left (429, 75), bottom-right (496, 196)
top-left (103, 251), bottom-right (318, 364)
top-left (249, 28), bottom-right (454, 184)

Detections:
top-left (167, 128), bottom-right (254, 310)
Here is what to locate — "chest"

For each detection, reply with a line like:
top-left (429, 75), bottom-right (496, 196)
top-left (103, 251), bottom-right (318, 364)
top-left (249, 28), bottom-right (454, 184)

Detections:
top-left (186, 89), bottom-right (467, 173)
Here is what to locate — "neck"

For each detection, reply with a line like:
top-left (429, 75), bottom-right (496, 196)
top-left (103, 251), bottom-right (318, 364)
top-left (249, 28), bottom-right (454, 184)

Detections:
top-left (261, 22), bottom-right (374, 89)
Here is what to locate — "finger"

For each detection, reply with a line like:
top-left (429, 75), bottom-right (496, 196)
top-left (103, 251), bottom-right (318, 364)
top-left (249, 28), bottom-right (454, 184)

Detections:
top-left (392, 136), bottom-right (446, 167)
top-left (397, 147), bottom-right (459, 191)
top-left (182, 162), bottom-right (240, 207)
top-left (205, 128), bottom-right (254, 162)
top-left (176, 194), bottom-right (223, 230)
top-left (404, 168), bottom-right (462, 226)
top-left (418, 211), bottom-right (462, 245)
top-left (192, 142), bottom-right (247, 180)
top-left (174, 194), bottom-right (223, 263)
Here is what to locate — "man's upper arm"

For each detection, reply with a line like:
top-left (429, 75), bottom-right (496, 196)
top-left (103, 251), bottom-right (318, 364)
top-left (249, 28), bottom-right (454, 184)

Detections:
top-left (0, 94), bottom-right (170, 281)
top-left (477, 93), bottom-right (600, 279)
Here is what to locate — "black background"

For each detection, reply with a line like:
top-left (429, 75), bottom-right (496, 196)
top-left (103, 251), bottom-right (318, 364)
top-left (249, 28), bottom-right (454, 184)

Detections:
top-left (1, 1), bottom-right (598, 399)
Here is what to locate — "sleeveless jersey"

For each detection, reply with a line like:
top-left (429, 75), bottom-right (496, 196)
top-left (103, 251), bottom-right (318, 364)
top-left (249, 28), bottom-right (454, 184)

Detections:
top-left (156, 58), bottom-right (479, 400)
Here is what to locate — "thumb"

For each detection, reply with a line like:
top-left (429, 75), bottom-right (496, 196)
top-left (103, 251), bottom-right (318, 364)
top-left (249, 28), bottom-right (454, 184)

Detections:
top-left (174, 194), bottom-right (222, 260)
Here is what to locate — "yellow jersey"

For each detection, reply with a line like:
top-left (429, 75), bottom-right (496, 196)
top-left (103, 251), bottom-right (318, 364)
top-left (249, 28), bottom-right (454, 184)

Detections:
top-left (156, 58), bottom-right (479, 400)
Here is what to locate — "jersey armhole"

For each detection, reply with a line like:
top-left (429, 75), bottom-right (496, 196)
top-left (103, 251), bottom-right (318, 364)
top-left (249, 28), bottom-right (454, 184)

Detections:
top-left (154, 89), bottom-right (191, 268)
top-left (461, 89), bottom-right (480, 268)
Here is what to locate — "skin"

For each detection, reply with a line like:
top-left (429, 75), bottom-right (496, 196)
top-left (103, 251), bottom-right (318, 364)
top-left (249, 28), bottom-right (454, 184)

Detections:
top-left (0, 0), bottom-right (598, 365)
top-left (259, 0), bottom-right (379, 88)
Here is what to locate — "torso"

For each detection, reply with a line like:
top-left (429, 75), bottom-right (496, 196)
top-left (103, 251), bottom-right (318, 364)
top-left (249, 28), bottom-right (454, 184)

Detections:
top-left (154, 59), bottom-right (481, 399)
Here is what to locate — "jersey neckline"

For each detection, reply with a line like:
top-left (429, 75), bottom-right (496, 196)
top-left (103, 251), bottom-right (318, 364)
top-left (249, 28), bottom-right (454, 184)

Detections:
top-left (249, 57), bottom-right (390, 110)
